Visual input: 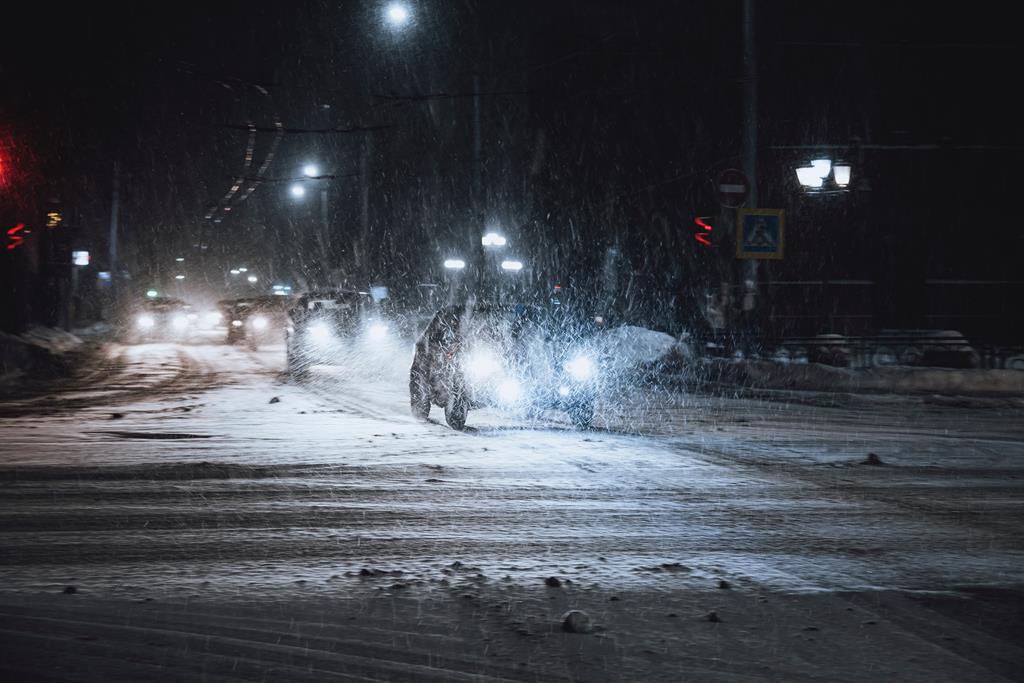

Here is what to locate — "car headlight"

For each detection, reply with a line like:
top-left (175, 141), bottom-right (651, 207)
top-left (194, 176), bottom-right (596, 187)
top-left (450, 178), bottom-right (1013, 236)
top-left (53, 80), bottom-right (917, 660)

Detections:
top-left (231, 319), bottom-right (243, 328)
top-left (171, 315), bottom-right (189, 330)
top-left (308, 321), bottom-right (333, 346)
top-left (497, 378), bottom-right (523, 404)
top-left (250, 315), bottom-right (268, 330)
top-left (564, 354), bottom-right (597, 381)
top-left (136, 314), bottom-right (155, 329)
top-left (366, 321), bottom-right (388, 341)
top-left (464, 348), bottom-right (501, 382)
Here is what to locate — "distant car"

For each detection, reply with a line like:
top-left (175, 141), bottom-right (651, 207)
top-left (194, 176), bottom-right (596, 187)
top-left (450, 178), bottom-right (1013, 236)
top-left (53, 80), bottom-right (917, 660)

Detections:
top-left (128, 297), bottom-right (196, 342)
top-left (220, 296), bottom-right (292, 350)
top-left (285, 290), bottom-right (386, 375)
top-left (409, 303), bottom-right (603, 430)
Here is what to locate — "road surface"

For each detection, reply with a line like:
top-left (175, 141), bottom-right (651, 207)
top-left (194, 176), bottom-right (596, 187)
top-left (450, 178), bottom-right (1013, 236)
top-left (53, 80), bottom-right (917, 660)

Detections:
top-left (1, 340), bottom-right (1023, 682)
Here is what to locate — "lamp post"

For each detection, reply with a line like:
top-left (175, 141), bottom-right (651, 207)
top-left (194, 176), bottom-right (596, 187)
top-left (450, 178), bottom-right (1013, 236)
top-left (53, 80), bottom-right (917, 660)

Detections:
top-left (290, 166), bottom-right (331, 287)
top-left (443, 258), bottom-right (466, 304)
top-left (480, 231), bottom-right (507, 300)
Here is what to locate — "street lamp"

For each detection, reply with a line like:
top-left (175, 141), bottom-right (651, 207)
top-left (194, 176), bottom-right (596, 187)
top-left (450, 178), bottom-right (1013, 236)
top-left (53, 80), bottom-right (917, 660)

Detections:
top-left (444, 258), bottom-right (466, 270)
top-left (500, 260), bottom-right (524, 272)
top-left (384, 2), bottom-right (411, 27)
top-left (795, 158), bottom-right (852, 192)
top-left (175, 274), bottom-right (185, 280)
top-left (291, 164), bottom-right (331, 281)
top-left (481, 232), bottom-right (507, 247)
top-left (247, 275), bottom-right (258, 284)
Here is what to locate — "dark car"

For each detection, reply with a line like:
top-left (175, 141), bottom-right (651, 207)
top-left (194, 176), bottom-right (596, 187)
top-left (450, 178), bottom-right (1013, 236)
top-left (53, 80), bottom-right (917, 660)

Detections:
top-left (127, 297), bottom-right (196, 342)
top-left (220, 296), bottom-right (292, 350)
top-left (409, 303), bottom-right (603, 430)
top-left (285, 289), bottom-right (384, 375)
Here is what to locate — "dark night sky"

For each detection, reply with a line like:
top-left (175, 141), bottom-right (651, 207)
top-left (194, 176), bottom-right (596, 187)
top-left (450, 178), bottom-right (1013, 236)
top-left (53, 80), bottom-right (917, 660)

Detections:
top-left (3, 2), bottom-right (1022, 333)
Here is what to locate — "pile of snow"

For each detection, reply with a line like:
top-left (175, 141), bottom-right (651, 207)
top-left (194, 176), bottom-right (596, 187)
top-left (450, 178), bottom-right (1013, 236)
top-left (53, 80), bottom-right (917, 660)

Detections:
top-left (0, 326), bottom-right (85, 382)
top-left (15, 326), bottom-right (84, 354)
top-left (593, 325), bottom-right (692, 370)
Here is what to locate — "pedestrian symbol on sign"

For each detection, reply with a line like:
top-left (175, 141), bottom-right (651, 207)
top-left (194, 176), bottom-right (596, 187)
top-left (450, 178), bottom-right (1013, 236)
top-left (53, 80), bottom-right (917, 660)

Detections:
top-left (736, 209), bottom-right (784, 260)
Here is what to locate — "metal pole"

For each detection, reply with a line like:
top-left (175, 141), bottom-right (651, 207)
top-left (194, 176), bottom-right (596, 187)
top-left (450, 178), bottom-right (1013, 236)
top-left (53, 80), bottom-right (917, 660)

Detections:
top-left (742, 0), bottom-right (758, 279)
top-left (741, 0), bottom-right (759, 352)
top-left (108, 161), bottom-right (120, 318)
top-left (359, 137), bottom-right (371, 281)
top-left (320, 185), bottom-right (330, 284)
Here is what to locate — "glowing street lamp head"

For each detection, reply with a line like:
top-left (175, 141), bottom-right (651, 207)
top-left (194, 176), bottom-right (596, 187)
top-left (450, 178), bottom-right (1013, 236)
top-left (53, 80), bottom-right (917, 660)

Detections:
top-left (385, 2), bottom-right (410, 26)
top-left (290, 184), bottom-right (306, 198)
top-left (302, 164), bottom-right (319, 178)
top-left (501, 260), bottom-right (524, 272)
top-left (443, 258), bottom-right (466, 270)
top-left (481, 232), bottom-right (507, 247)
top-left (247, 275), bottom-right (258, 284)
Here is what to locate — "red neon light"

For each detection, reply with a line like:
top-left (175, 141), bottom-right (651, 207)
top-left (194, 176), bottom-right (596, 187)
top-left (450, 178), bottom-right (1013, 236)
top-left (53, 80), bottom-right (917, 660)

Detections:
top-left (694, 217), bottom-right (712, 246)
top-left (6, 223), bottom-right (25, 250)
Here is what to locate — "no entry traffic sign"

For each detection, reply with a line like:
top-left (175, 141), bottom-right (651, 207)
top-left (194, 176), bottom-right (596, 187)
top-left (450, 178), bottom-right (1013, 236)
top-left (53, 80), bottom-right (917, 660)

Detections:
top-left (716, 168), bottom-right (749, 208)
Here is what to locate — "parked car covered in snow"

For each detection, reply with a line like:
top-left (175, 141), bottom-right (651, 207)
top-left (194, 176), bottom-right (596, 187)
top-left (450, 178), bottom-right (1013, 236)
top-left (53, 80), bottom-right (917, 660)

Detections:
top-left (409, 303), bottom-right (604, 429)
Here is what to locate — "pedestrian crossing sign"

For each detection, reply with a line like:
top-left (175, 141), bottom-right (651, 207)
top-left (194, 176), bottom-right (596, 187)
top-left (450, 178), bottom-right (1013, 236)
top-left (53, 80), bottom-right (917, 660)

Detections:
top-left (736, 208), bottom-right (784, 259)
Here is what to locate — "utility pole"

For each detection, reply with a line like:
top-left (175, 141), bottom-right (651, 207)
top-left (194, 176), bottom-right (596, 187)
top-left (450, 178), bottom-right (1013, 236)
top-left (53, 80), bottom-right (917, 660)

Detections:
top-left (742, 0), bottom-right (758, 289)
top-left (108, 161), bottom-right (120, 319)
top-left (740, 0), bottom-right (760, 351)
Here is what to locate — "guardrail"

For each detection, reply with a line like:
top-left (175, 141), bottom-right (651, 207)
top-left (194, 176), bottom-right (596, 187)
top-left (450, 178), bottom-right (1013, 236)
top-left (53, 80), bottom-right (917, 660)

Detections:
top-left (765, 334), bottom-right (1024, 370)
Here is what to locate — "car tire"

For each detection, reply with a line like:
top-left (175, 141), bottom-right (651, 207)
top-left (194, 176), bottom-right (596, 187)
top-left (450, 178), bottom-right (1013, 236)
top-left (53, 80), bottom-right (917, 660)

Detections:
top-left (286, 345), bottom-right (306, 378)
top-left (567, 400), bottom-right (594, 429)
top-left (409, 368), bottom-right (431, 420)
top-left (444, 390), bottom-right (468, 431)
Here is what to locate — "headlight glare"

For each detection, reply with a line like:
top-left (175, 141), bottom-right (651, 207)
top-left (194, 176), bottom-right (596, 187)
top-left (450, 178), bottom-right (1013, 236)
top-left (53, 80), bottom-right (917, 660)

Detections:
top-left (464, 348), bottom-right (501, 382)
top-left (497, 378), bottom-right (523, 404)
top-left (309, 321), bottom-right (333, 346)
top-left (564, 354), bottom-right (597, 381)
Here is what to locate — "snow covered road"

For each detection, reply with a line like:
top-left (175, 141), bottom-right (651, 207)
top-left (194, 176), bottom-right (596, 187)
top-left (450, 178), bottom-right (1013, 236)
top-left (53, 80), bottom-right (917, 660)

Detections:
top-left (1, 341), bottom-right (1023, 681)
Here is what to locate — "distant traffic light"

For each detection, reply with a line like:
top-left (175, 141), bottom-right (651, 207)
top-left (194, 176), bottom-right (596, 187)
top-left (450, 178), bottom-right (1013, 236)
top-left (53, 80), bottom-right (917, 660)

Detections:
top-left (5, 223), bottom-right (25, 250)
top-left (694, 216), bottom-right (713, 246)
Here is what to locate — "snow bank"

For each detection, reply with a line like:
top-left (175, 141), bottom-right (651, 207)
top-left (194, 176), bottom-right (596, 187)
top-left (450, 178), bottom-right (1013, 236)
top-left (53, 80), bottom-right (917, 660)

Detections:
top-left (0, 326), bottom-right (85, 383)
top-left (698, 358), bottom-right (1024, 397)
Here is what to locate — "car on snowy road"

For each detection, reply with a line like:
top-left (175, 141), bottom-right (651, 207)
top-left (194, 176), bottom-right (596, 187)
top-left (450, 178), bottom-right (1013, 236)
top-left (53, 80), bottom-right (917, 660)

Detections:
top-left (126, 297), bottom-right (197, 343)
top-left (284, 289), bottom-right (388, 375)
top-left (220, 296), bottom-right (292, 350)
top-left (409, 303), bottom-right (603, 429)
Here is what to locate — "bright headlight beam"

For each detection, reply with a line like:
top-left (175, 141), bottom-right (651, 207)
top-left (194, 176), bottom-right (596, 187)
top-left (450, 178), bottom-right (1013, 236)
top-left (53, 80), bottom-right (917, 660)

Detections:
top-left (464, 348), bottom-right (501, 381)
top-left (497, 378), bottom-right (523, 404)
top-left (137, 314), bottom-right (155, 329)
top-left (564, 354), bottom-right (596, 381)
top-left (309, 321), bottom-right (333, 346)
top-left (251, 316), bottom-right (268, 330)
top-left (367, 322), bottom-right (388, 340)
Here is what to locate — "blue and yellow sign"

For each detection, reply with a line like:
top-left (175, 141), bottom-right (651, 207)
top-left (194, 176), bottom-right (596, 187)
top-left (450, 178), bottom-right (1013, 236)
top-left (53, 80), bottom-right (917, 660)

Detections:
top-left (736, 208), bottom-right (784, 260)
